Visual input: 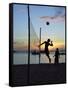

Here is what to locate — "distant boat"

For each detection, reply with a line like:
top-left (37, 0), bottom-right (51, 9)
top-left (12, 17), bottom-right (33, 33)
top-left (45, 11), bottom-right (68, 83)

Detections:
top-left (31, 50), bottom-right (40, 55)
top-left (60, 53), bottom-right (66, 55)
top-left (31, 50), bottom-right (46, 55)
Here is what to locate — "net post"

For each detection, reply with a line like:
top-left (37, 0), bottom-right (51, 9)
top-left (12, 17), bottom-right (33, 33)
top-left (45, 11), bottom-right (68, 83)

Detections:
top-left (27, 4), bottom-right (30, 85)
top-left (39, 27), bottom-right (41, 64)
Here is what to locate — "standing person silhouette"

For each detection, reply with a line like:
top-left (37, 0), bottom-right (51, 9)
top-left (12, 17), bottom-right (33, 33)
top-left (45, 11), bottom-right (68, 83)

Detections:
top-left (54, 48), bottom-right (60, 64)
top-left (39, 39), bottom-right (53, 63)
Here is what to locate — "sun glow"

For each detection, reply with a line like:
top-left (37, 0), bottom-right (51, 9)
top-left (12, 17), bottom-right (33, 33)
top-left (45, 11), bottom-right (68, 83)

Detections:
top-left (40, 41), bottom-right (65, 51)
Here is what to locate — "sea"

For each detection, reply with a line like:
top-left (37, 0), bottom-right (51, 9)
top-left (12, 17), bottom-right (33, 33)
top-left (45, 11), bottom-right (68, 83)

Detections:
top-left (13, 52), bottom-right (66, 64)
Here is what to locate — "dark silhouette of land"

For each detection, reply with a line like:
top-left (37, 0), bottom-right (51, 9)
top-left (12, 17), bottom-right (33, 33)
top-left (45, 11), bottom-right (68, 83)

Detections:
top-left (31, 50), bottom-right (65, 55)
top-left (14, 50), bottom-right (66, 55)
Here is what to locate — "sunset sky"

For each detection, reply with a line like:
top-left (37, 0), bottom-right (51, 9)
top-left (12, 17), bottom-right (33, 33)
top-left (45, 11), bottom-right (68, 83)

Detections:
top-left (13, 4), bottom-right (65, 51)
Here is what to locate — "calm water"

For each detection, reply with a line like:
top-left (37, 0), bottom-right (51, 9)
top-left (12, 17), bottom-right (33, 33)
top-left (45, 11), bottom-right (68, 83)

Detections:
top-left (13, 52), bottom-right (65, 64)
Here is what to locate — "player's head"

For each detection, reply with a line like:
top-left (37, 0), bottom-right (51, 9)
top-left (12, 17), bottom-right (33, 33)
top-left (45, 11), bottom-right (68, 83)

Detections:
top-left (47, 39), bottom-right (50, 42)
top-left (56, 48), bottom-right (59, 50)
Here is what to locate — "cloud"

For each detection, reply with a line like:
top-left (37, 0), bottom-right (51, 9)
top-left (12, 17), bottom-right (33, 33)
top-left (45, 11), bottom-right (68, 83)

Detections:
top-left (40, 15), bottom-right (65, 22)
top-left (40, 7), bottom-right (65, 22)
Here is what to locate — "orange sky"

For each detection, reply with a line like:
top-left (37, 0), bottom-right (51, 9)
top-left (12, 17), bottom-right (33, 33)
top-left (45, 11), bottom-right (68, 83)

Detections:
top-left (14, 42), bottom-right (65, 52)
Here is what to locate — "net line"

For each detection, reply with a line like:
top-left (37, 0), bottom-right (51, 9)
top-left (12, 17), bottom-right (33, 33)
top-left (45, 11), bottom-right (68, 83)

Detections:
top-left (30, 20), bottom-right (39, 52)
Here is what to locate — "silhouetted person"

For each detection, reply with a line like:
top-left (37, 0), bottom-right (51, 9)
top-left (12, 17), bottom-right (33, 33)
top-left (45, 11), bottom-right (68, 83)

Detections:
top-left (54, 48), bottom-right (60, 64)
top-left (39, 39), bottom-right (53, 63)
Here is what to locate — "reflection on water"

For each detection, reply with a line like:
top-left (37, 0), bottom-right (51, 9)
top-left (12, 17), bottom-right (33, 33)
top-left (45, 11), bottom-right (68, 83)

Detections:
top-left (13, 52), bottom-right (65, 64)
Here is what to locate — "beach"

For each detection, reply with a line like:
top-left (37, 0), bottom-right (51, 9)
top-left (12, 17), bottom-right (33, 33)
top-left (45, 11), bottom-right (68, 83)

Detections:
top-left (11, 63), bottom-right (66, 86)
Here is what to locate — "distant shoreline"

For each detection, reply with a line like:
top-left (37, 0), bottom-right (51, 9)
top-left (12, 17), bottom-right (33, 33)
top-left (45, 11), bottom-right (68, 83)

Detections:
top-left (13, 50), bottom-right (66, 55)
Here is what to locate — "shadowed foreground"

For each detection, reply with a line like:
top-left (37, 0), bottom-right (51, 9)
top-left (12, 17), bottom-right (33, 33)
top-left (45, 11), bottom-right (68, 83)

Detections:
top-left (11, 63), bottom-right (66, 86)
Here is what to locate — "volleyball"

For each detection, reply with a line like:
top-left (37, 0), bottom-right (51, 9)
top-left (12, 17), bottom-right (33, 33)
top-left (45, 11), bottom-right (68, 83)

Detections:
top-left (46, 21), bottom-right (50, 25)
